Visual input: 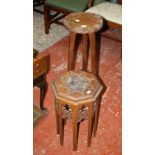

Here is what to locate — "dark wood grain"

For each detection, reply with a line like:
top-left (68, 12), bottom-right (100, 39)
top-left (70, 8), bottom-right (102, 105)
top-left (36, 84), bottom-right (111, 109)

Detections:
top-left (64, 12), bottom-right (103, 75)
top-left (52, 71), bottom-right (104, 151)
top-left (33, 53), bottom-right (48, 111)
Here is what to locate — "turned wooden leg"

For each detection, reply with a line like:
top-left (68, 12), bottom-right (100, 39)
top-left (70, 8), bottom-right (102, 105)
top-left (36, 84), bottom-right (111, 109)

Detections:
top-left (72, 107), bottom-right (78, 151)
top-left (82, 34), bottom-right (88, 71)
top-left (89, 33), bottom-right (97, 75)
top-left (87, 102), bottom-right (93, 147)
top-left (44, 5), bottom-right (50, 34)
top-left (68, 32), bottom-right (76, 71)
top-left (55, 97), bottom-right (59, 135)
top-left (39, 80), bottom-right (48, 111)
top-left (59, 103), bottom-right (64, 145)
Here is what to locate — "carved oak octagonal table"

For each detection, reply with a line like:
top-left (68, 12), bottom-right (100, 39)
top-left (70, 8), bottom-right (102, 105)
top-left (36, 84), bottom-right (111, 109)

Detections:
top-left (52, 70), bottom-right (103, 151)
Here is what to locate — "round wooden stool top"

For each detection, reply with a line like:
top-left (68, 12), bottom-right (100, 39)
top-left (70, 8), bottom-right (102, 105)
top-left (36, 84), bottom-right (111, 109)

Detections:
top-left (52, 70), bottom-right (103, 105)
top-left (63, 12), bottom-right (103, 34)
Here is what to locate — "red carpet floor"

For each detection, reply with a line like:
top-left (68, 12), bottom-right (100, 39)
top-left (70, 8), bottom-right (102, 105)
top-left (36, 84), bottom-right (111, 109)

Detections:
top-left (33, 30), bottom-right (122, 155)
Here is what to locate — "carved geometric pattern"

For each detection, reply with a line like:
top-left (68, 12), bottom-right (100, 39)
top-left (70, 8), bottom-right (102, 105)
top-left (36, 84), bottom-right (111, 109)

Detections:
top-left (57, 102), bottom-right (97, 123)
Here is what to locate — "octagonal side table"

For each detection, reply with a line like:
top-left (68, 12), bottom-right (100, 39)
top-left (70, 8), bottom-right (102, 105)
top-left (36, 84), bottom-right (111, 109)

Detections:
top-left (52, 71), bottom-right (104, 151)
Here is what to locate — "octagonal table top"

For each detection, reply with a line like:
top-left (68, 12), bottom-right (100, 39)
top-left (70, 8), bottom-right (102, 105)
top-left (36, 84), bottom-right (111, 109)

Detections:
top-left (52, 71), bottom-right (103, 105)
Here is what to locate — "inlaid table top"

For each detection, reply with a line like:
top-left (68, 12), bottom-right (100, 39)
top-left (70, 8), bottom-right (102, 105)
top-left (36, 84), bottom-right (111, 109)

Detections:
top-left (52, 71), bottom-right (103, 105)
top-left (63, 12), bottom-right (103, 34)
